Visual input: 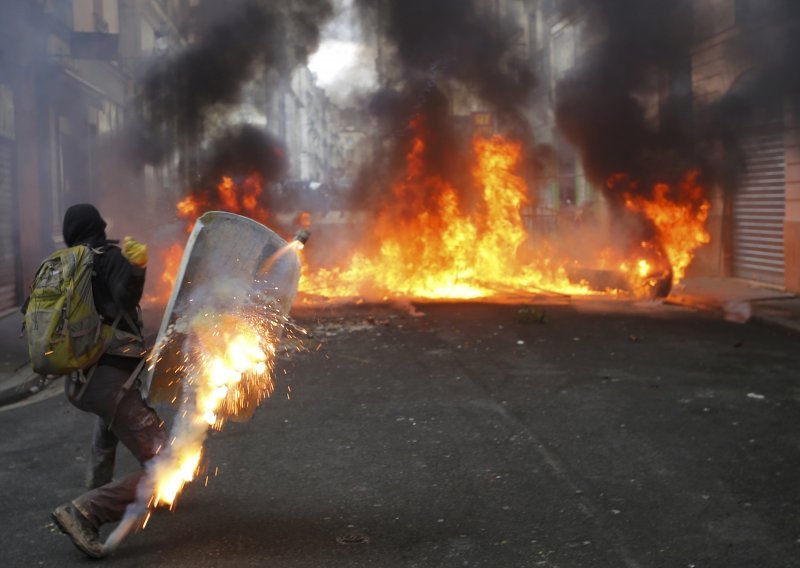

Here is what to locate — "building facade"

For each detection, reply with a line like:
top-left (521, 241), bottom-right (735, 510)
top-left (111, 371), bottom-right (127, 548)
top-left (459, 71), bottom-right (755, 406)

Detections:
top-left (265, 65), bottom-right (343, 188)
top-left (0, 0), bottom-right (189, 312)
top-left (692, 0), bottom-right (799, 291)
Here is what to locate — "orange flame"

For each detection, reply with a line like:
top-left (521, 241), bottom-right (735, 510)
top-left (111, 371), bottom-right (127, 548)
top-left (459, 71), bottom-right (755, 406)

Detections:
top-left (177, 195), bottom-right (204, 220)
top-left (178, 174), bottom-right (269, 227)
top-left (301, 123), bottom-right (593, 299)
top-left (152, 312), bottom-right (277, 508)
top-left (161, 243), bottom-right (184, 293)
top-left (146, 174), bottom-right (272, 306)
top-left (154, 130), bottom-right (712, 304)
top-left (624, 171), bottom-right (711, 285)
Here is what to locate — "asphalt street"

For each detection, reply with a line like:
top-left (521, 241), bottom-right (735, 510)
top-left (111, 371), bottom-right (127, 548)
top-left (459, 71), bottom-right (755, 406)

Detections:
top-left (0, 299), bottom-right (798, 567)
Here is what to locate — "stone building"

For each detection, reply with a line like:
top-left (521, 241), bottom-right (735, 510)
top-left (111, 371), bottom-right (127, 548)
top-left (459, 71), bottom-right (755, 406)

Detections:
top-left (265, 65), bottom-right (343, 189)
top-left (692, 0), bottom-right (799, 290)
top-left (0, 0), bottom-right (189, 312)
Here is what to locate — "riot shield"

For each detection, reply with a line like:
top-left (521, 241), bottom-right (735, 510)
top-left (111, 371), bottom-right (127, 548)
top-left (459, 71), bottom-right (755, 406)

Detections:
top-left (143, 211), bottom-right (301, 403)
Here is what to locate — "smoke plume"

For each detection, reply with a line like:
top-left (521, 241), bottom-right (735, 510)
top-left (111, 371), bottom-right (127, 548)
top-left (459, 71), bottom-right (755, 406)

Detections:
top-left (556, 0), bottom-right (800, 198)
top-left (195, 125), bottom-right (287, 196)
top-left (360, 0), bottom-right (534, 119)
top-left (349, 0), bottom-right (537, 203)
top-left (128, 0), bottom-right (333, 168)
top-left (554, 0), bottom-right (696, 195)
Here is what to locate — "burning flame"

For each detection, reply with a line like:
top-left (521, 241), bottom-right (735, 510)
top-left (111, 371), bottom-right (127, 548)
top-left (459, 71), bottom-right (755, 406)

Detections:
top-left (301, 120), bottom-right (593, 299)
top-left (146, 174), bottom-right (272, 306)
top-left (162, 243), bottom-right (184, 294)
top-left (151, 312), bottom-right (277, 509)
top-left (215, 174), bottom-right (269, 224)
top-left (152, 124), bottom-right (712, 305)
top-left (177, 195), bottom-right (202, 219)
top-left (176, 174), bottom-right (269, 228)
top-left (623, 171), bottom-right (711, 285)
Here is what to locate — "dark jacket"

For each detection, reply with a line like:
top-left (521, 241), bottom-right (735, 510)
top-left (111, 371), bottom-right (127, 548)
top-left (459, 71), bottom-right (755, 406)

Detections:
top-left (62, 204), bottom-right (144, 335)
top-left (92, 246), bottom-right (145, 335)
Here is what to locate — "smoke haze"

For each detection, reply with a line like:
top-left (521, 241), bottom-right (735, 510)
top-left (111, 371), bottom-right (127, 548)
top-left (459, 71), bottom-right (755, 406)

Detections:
top-left (556, 0), bottom-right (800, 200)
top-left (555, 0), bottom-right (696, 195)
top-left (128, 0), bottom-right (333, 168)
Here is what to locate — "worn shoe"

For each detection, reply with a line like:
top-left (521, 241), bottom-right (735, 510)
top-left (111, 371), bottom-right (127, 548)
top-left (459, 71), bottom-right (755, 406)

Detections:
top-left (51, 503), bottom-right (106, 559)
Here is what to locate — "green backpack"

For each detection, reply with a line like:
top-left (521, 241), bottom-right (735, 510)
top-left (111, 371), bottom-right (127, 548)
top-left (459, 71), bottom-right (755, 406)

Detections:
top-left (24, 245), bottom-right (121, 375)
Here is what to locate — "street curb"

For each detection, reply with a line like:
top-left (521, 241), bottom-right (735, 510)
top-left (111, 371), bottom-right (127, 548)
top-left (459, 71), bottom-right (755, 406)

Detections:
top-left (0, 364), bottom-right (47, 407)
top-left (0, 375), bottom-right (46, 406)
top-left (751, 314), bottom-right (800, 335)
top-left (0, 307), bottom-right (20, 319)
top-left (665, 296), bottom-right (800, 335)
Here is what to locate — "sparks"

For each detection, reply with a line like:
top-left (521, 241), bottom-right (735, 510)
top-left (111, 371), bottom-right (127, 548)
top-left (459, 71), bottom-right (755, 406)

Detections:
top-left (148, 309), bottom-right (279, 509)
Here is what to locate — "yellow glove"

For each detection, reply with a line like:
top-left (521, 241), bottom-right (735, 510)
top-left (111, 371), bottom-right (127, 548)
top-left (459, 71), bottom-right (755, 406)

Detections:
top-left (122, 236), bottom-right (148, 268)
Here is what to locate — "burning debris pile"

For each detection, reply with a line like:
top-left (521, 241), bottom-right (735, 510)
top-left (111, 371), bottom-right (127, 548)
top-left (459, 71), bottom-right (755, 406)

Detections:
top-left (297, 114), bottom-right (713, 300)
top-left (301, 116), bottom-right (592, 299)
top-left (150, 127), bottom-right (713, 303)
top-left (283, 0), bottom-right (714, 301)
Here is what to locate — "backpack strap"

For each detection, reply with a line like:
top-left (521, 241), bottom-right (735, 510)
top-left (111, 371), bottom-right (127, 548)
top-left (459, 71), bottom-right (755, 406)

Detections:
top-left (74, 365), bottom-right (99, 401)
top-left (94, 311), bottom-right (124, 344)
top-left (70, 308), bottom-right (127, 402)
top-left (119, 309), bottom-right (145, 343)
top-left (107, 357), bottom-right (148, 430)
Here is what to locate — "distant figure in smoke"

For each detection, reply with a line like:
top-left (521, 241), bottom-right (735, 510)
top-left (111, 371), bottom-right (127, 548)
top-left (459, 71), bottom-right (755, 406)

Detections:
top-left (50, 204), bottom-right (167, 559)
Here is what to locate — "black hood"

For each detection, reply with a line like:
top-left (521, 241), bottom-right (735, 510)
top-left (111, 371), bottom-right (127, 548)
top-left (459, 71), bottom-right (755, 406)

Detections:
top-left (62, 204), bottom-right (107, 247)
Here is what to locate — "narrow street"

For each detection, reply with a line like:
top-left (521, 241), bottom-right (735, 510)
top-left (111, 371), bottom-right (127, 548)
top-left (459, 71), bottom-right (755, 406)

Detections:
top-left (2, 300), bottom-right (797, 567)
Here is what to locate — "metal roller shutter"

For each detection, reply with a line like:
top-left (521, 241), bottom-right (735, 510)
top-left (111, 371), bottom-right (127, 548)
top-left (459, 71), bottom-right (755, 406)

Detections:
top-left (732, 120), bottom-right (785, 286)
top-left (0, 141), bottom-right (16, 310)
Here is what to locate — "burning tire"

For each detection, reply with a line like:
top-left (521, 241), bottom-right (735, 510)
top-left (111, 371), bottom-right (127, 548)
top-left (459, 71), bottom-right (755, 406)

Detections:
top-left (649, 267), bottom-right (673, 298)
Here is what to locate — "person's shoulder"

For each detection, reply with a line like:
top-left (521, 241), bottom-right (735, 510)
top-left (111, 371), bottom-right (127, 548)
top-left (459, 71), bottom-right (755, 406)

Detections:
top-left (93, 244), bottom-right (124, 267)
top-left (98, 243), bottom-right (123, 258)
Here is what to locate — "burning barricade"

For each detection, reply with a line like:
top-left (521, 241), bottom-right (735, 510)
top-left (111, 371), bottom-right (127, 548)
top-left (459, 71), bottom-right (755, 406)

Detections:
top-left (146, 120), bottom-right (712, 309)
top-left (297, 118), bottom-right (711, 302)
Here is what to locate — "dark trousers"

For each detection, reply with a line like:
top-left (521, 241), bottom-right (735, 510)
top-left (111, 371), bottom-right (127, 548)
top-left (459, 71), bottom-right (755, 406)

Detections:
top-left (65, 355), bottom-right (167, 527)
top-left (88, 415), bottom-right (117, 490)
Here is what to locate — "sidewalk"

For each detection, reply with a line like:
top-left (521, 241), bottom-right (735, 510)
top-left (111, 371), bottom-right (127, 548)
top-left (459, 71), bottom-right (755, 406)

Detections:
top-left (670, 276), bottom-right (800, 333)
top-left (0, 309), bottom-right (42, 405)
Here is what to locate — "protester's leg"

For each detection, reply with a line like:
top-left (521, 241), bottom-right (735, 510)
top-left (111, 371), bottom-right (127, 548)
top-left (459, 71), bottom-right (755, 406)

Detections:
top-left (87, 415), bottom-right (117, 489)
top-left (73, 390), bottom-right (166, 527)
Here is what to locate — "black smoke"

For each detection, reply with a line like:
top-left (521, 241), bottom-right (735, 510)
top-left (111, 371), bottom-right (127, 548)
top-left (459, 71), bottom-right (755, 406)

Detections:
top-left (128, 0), bottom-right (333, 168)
top-left (351, 0), bottom-right (536, 203)
top-left (555, 0), bottom-right (800, 200)
top-left (196, 125), bottom-right (287, 191)
top-left (555, 0), bottom-right (696, 197)
top-left (358, 0), bottom-right (534, 121)
top-left (707, 1), bottom-right (800, 157)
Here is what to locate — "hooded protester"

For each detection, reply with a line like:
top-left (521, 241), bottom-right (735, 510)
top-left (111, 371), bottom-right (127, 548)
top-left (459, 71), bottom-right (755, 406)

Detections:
top-left (50, 204), bottom-right (167, 559)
